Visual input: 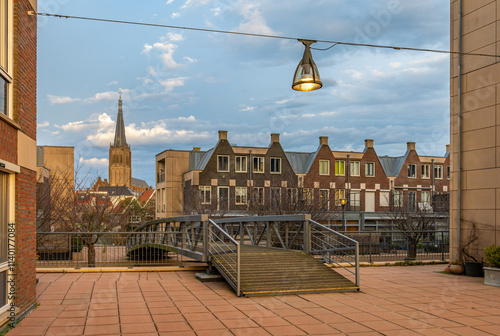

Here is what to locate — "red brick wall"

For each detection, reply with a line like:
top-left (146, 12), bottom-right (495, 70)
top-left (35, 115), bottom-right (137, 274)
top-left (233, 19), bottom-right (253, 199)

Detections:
top-left (0, 121), bottom-right (17, 163)
top-left (13, 0), bottom-right (37, 315)
top-left (13, 0), bottom-right (37, 140)
top-left (15, 168), bottom-right (36, 312)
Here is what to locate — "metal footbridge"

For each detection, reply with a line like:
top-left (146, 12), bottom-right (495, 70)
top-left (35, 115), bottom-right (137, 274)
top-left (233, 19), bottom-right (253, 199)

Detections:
top-left (127, 214), bottom-right (360, 296)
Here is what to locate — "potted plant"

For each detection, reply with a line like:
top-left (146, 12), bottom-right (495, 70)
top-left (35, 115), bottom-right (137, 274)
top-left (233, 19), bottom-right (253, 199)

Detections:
top-left (459, 221), bottom-right (483, 277)
top-left (484, 245), bottom-right (500, 287)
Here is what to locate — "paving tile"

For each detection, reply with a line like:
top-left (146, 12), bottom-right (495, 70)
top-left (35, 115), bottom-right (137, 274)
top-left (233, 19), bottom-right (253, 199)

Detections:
top-left (360, 320), bottom-right (406, 331)
top-left (194, 329), bottom-right (232, 336)
top-left (120, 314), bottom-right (153, 324)
top-left (45, 325), bottom-right (85, 336)
top-left (220, 318), bottom-right (259, 329)
top-left (264, 325), bottom-right (307, 336)
top-left (213, 310), bottom-right (248, 320)
top-left (295, 323), bottom-right (342, 335)
top-left (253, 316), bottom-right (291, 327)
top-left (120, 307), bottom-right (150, 316)
top-left (158, 331), bottom-right (196, 336)
top-left (152, 313), bottom-right (186, 323)
top-left (283, 314), bottom-right (321, 325)
top-left (85, 316), bottom-right (120, 325)
top-left (83, 324), bottom-right (120, 335)
top-left (329, 321), bottom-right (373, 333)
top-left (188, 319), bottom-right (226, 330)
top-left (230, 328), bottom-right (272, 336)
top-left (121, 322), bottom-right (158, 334)
top-left (156, 321), bottom-right (192, 332)
top-left (50, 317), bottom-right (86, 327)
top-left (5, 326), bottom-right (48, 336)
top-left (183, 312), bottom-right (217, 322)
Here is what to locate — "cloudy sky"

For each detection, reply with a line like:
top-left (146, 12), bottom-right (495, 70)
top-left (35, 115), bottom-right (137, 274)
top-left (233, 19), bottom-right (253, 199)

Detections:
top-left (37, 0), bottom-right (450, 186)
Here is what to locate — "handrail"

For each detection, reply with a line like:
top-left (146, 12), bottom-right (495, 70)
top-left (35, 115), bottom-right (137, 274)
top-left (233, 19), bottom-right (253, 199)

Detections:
top-left (207, 219), bottom-right (241, 296)
top-left (308, 219), bottom-right (360, 287)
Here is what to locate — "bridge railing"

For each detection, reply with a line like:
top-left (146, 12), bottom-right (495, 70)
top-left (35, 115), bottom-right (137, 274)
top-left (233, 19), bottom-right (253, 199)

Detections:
top-left (207, 219), bottom-right (241, 296)
top-left (308, 220), bottom-right (360, 287)
top-left (128, 215), bottom-right (209, 262)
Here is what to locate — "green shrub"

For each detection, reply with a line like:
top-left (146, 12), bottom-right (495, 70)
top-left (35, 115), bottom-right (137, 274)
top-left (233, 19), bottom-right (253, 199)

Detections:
top-left (484, 245), bottom-right (500, 267)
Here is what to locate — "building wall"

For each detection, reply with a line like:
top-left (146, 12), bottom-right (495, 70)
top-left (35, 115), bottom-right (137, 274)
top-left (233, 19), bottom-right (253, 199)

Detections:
top-left (450, 0), bottom-right (500, 260)
top-left (109, 146), bottom-right (131, 187)
top-left (0, 0), bottom-right (37, 326)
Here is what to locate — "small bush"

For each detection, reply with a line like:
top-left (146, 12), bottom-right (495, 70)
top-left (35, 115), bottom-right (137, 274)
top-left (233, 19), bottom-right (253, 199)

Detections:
top-left (484, 245), bottom-right (500, 267)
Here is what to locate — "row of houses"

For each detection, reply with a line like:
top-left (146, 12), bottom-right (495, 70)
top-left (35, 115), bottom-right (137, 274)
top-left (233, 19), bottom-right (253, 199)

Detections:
top-left (155, 131), bottom-right (450, 231)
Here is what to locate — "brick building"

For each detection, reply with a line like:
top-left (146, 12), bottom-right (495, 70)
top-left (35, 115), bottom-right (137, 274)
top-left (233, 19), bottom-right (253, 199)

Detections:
top-left (155, 131), bottom-right (449, 230)
top-left (0, 0), bottom-right (37, 327)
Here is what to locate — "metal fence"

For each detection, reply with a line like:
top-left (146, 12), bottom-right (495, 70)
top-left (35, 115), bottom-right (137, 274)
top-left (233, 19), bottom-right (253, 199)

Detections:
top-left (36, 231), bottom-right (197, 268)
top-left (339, 230), bottom-right (449, 263)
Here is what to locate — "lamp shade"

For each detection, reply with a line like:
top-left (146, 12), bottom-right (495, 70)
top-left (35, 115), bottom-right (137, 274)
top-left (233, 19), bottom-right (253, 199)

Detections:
top-left (292, 40), bottom-right (322, 91)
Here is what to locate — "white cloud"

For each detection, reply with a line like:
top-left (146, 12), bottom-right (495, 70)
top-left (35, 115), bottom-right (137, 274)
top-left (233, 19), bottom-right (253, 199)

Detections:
top-left (210, 6), bottom-right (221, 16)
top-left (275, 99), bottom-right (289, 105)
top-left (107, 80), bottom-right (119, 85)
top-left (37, 121), bottom-right (50, 128)
top-left (235, 3), bottom-right (277, 35)
top-left (239, 106), bottom-right (254, 112)
top-left (160, 77), bottom-right (187, 92)
top-left (79, 157), bottom-right (109, 169)
top-left (302, 114), bottom-right (315, 118)
top-left (84, 91), bottom-right (119, 104)
top-left (171, 12), bottom-right (180, 18)
top-left (166, 0), bottom-right (175, 4)
top-left (389, 62), bottom-right (402, 69)
top-left (183, 56), bottom-right (198, 63)
top-left (47, 94), bottom-right (81, 105)
top-left (143, 34), bottom-right (184, 69)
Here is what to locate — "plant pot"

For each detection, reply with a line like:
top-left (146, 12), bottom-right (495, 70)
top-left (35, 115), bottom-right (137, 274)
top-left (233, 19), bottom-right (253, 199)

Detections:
top-left (465, 262), bottom-right (484, 277)
top-left (484, 267), bottom-right (500, 287)
top-left (450, 264), bottom-right (464, 274)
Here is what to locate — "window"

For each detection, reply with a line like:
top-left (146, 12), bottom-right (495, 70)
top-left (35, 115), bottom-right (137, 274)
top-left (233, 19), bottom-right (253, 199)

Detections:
top-left (408, 192), bottom-right (416, 211)
top-left (421, 164), bottom-right (430, 179)
top-left (335, 189), bottom-right (346, 206)
top-left (408, 164), bottom-right (416, 178)
top-left (335, 160), bottom-right (345, 175)
top-left (350, 191), bottom-right (361, 209)
top-left (217, 155), bottom-right (229, 172)
top-left (302, 188), bottom-right (313, 205)
top-left (421, 191), bottom-right (430, 204)
top-left (350, 161), bottom-right (360, 176)
top-left (270, 158), bottom-right (281, 174)
top-left (287, 188), bottom-right (297, 204)
top-left (235, 156), bottom-right (247, 173)
top-left (447, 165), bottom-right (450, 180)
top-left (380, 191), bottom-right (390, 207)
top-left (0, 0), bottom-right (11, 117)
top-left (218, 187), bottom-right (229, 211)
top-left (254, 187), bottom-right (264, 205)
top-left (253, 157), bottom-right (264, 173)
top-left (393, 190), bottom-right (403, 207)
top-left (271, 188), bottom-right (281, 209)
top-left (365, 162), bottom-right (375, 177)
top-left (434, 165), bottom-right (443, 179)
top-left (319, 160), bottom-right (330, 175)
top-left (200, 186), bottom-right (211, 204)
top-left (319, 189), bottom-right (329, 210)
top-left (235, 187), bottom-right (247, 205)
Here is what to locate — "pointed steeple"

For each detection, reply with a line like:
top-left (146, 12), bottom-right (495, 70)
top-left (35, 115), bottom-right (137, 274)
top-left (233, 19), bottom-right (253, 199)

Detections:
top-left (113, 89), bottom-right (128, 147)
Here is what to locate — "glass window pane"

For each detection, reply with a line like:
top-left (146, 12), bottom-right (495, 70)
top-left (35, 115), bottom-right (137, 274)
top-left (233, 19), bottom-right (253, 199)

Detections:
top-left (0, 77), bottom-right (6, 115)
top-left (0, 172), bottom-right (7, 263)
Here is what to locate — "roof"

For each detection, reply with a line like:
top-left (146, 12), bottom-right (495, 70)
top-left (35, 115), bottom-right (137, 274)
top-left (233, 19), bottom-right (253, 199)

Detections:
top-left (378, 151), bottom-right (409, 177)
top-left (285, 151), bottom-right (316, 174)
top-left (131, 177), bottom-right (149, 189)
top-left (97, 186), bottom-right (134, 197)
top-left (193, 147), bottom-right (215, 170)
top-left (113, 96), bottom-right (128, 147)
top-left (138, 189), bottom-right (155, 204)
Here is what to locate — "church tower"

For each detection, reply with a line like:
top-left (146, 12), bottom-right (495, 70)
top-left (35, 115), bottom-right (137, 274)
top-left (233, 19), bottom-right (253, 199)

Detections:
top-left (109, 91), bottom-right (132, 187)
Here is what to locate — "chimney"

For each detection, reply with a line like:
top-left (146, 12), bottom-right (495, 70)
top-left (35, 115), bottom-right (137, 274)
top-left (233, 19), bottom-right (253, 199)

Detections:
top-left (193, 147), bottom-right (201, 151)
top-left (365, 139), bottom-right (374, 148)
top-left (104, 178), bottom-right (108, 184)
top-left (407, 142), bottom-right (416, 151)
top-left (218, 130), bottom-right (228, 140)
top-left (271, 133), bottom-right (280, 143)
top-left (446, 144), bottom-right (450, 153)
top-left (319, 136), bottom-right (328, 146)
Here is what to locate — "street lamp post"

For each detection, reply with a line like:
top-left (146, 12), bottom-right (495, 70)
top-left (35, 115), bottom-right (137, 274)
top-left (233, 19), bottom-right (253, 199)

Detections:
top-left (340, 198), bottom-right (347, 232)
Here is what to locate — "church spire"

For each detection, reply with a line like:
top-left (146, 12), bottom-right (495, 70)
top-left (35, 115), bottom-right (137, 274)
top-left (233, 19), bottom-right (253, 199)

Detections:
top-left (113, 89), bottom-right (128, 147)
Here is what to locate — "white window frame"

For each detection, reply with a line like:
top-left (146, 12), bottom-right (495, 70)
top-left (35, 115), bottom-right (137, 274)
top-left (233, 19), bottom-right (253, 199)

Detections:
top-left (350, 161), bottom-right (360, 176)
top-left (434, 165), bottom-right (443, 179)
top-left (254, 187), bottom-right (265, 205)
top-left (302, 188), bottom-right (313, 205)
top-left (350, 190), bottom-right (361, 208)
top-left (421, 164), bottom-right (430, 179)
top-left (270, 157), bottom-right (281, 174)
top-left (253, 157), bottom-right (264, 173)
top-left (319, 160), bottom-right (330, 176)
top-left (0, 0), bottom-right (13, 119)
top-left (379, 191), bottom-right (390, 207)
top-left (365, 162), bottom-right (375, 177)
top-left (200, 186), bottom-right (211, 204)
top-left (235, 186), bottom-right (247, 205)
top-left (335, 160), bottom-right (345, 176)
top-left (235, 156), bottom-right (247, 173)
top-left (217, 155), bottom-right (229, 172)
top-left (408, 164), bottom-right (416, 178)
top-left (334, 189), bottom-right (346, 206)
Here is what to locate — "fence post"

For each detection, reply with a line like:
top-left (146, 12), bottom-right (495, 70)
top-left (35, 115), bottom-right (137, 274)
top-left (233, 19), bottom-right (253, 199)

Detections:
top-left (369, 232), bottom-right (372, 264)
top-left (266, 222), bottom-right (270, 247)
top-left (355, 240), bottom-right (360, 288)
top-left (239, 222), bottom-right (244, 245)
top-left (441, 231), bottom-right (445, 261)
top-left (304, 219), bottom-right (310, 254)
top-left (237, 243), bottom-right (241, 297)
top-left (203, 217), bottom-right (209, 263)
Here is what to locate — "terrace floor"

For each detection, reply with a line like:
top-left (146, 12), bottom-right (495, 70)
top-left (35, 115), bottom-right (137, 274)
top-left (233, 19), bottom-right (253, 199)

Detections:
top-left (8, 264), bottom-right (500, 336)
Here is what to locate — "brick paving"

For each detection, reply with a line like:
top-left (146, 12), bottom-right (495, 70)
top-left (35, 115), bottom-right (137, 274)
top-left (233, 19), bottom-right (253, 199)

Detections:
top-left (7, 264), bottom-right (500, 335)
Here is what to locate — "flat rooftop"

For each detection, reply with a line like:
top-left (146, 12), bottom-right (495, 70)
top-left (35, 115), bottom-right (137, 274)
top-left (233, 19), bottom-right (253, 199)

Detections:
top-left (8, 264), bottom-right (500, 335)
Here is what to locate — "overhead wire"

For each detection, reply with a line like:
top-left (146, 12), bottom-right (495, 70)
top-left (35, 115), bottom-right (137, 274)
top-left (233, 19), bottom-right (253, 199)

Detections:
top-left (33, 12), bottom-right (500, 58)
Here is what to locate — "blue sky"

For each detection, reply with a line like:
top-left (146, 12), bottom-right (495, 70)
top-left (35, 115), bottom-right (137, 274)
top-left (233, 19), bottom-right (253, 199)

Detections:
top-left (37, 0), bottom-right (450, 186)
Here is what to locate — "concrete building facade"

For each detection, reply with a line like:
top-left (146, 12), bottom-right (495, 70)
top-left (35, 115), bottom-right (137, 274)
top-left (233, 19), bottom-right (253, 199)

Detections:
top-left (0, 0), bottom-right (37, 327)
top-left (450, 0), bottom-right (500, 260)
